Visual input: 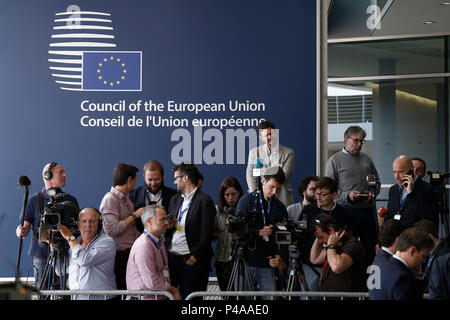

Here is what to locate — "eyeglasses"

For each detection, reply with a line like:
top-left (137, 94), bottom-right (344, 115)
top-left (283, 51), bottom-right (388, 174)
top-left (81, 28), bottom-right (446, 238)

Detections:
top-left (152, 216), bottom-right (171, 222)
top-left (174, 175), bottom-right (185, 181)
top-left (315, 192), bottom-right (331, 198)
top-left (146, 179), bottom-right (162, 184)
top-left (349, 137), bottom-right (366, 144)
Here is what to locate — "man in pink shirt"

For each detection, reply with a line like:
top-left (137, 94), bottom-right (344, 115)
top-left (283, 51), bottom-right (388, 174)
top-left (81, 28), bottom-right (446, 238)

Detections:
top-left (100, 163), bottom-right (145, 290)
top-left (126, 204), bottom-right (181, 300)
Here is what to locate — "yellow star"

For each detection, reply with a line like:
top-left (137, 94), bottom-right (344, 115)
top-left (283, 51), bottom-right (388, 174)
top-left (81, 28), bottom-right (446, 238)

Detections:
top-left (121, 76), bottom-right (125, 80)
top-left (99, 63), bottom-right (102, 67)
top-left (97, 69), bottom-right (101, 73)
top-left (121, 63), bottom-right (125, 67)
top-left (123, 69), bottom-right (127, 73)
top-left (110, 82), bottom-right (113, 86)
top-left (104, 58), bottom-right (107, 62)
top-left (104, 80), bottom-right (107, 84)
top-left (117, 58), bottom-right (120, 62)
top-left (99, 76), bottom-right (102, 79)
top-left (110, 56), bottom-right (114, 60)
top-left (116, 81), bottom-right (120, 84)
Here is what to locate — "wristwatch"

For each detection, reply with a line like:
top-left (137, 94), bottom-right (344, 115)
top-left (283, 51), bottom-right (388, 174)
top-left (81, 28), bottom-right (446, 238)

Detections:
top-left (326, 244), bottom-right (336, 250)
top-left (131, 214), bottom-right (138, 221)
top-left (68, 235), bottom-right (76, 242)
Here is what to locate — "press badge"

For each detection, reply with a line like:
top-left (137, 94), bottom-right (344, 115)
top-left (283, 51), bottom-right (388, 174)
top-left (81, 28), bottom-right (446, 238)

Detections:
top-left (163, 269), bottom-right (169, 278)
top-left (176, 226), bottom-right (183, 232)
top-left (394, 214), bottom-right (401, 220)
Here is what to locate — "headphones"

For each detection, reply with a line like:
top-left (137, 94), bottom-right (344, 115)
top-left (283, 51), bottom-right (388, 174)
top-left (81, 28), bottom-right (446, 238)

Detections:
top-left (77, 206), bottom-right (103, 235)
top-left (43, 162), bottom-right (58, 180)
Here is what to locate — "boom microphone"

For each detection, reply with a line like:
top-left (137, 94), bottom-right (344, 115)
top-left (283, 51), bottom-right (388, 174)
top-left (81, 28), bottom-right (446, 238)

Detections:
top-left (18, 176), bottom-right (31, 187)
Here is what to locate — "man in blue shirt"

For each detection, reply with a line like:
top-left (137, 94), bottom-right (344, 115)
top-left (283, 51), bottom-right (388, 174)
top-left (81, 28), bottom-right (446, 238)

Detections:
top-left (235, 166), bottom-right (288, 299)
top-left (16, 162), bottom-right (78, 289)
top-left (59, 207), bottom-right (117, 300)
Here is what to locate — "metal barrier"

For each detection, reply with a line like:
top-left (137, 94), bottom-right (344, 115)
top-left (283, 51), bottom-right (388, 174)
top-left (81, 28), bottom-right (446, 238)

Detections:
top-left (186, 291), bottom-right (370, 300)
top-left (36, 290), bottom-right (175, 300)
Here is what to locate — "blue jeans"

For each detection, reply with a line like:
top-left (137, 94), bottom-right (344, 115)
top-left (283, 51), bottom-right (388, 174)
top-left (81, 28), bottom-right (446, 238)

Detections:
top-left (32, 256), bottom-right (47, 289)
top-left (248, 266), bottom-right (277, 300)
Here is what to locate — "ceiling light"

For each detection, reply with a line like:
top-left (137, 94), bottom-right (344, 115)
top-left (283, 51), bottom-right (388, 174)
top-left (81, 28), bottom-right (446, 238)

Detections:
top-left (440, 2), bottom-right (450, 5)
top-left (423, 21), bottom-right (436, 25)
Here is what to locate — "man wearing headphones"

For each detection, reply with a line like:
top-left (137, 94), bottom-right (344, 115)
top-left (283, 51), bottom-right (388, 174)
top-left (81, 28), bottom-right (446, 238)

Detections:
top-left (59, 207), bottom-right (117, 300)
top-left (16, 162), bottom-right (78, 289)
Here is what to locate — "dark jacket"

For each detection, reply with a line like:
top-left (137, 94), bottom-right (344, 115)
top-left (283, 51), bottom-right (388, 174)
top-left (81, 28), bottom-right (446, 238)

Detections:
top-left (428, 252), bottom-right (450, 300)
top-left (235, 190), bottom-right (288, 268)
top-left (369, 256), bottom-right (425, 300)
top-left (384, 178), bottom-right (438, 227)
top-left (164, 189), bottom-right (216, 271)
top-left (128, 185), bottom-right (177, 232)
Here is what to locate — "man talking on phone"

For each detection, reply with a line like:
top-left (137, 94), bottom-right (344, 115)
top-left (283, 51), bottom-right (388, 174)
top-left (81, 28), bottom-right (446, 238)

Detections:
top-left (383, 155), bottom-right (438, 227)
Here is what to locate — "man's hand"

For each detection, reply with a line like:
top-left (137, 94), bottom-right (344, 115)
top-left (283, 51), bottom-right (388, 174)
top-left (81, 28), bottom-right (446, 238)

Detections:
top-left (185, 255), bottom-right (197, 266)
top-left (327, 230), bottom-right (346, 247)
top-left (134, 207), bottom-right (145, 218)
top-left (267, 255), bottom-right (281, 268)
top-left (259, 225), bottom-right (273, 237)
top-left (348, 191), bottom-right (361, 202)
top-left (402, 174), bottom-right (415, 194)
top-left (58, 225), bottom-right (73, 241)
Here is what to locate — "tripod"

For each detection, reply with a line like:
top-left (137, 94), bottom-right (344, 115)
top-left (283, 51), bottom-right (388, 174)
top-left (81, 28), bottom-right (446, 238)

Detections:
top-left (39, 244), bottom-right (69, 299)
top-left (226, 244), bottom-right (254, 300)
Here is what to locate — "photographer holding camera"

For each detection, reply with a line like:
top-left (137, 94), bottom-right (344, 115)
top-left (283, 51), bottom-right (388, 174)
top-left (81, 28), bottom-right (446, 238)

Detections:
top-left (58, 207), bottom-right (117, 300)
top-left (16, 162), bottom-right (78, 289)
top-left (235, 166), bottom-right (288, 299)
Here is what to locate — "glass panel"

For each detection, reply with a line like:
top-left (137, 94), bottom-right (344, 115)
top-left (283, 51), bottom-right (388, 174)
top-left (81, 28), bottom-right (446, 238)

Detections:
top-left (328, 38), bottom-right (446, 78)
top-left (327, 78), bottom-right (447, 191)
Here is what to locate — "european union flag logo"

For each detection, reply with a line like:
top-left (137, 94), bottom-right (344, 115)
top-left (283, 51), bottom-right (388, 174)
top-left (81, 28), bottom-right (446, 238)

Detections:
top-left (82, 51), bottom-right (142, 91)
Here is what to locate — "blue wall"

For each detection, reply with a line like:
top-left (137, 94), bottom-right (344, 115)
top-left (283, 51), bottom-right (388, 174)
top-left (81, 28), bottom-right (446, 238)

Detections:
top-left (0, 0), bottom-right (317, 277)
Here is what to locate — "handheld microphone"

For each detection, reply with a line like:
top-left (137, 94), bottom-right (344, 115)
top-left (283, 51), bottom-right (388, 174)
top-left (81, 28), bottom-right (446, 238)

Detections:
top-left (253, 158), bottom-right (263, 177)
top-left (18, 176), bottom-right (31, 187)
top-left (377, 206), bottom-right (387, 217)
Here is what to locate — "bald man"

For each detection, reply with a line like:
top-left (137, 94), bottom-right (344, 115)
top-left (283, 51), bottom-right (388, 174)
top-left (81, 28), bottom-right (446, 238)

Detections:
top-left (382, 155), bottom-right (438, 227)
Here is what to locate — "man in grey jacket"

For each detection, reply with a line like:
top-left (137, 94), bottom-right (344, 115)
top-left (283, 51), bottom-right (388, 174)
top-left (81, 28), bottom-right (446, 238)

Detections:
top-left (246, 120), bottom-right (295, 207)
top-left (325, 125), bottom-right (380, 266)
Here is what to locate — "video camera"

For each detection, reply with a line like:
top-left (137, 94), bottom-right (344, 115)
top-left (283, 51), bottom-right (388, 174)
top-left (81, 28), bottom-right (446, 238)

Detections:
top-left (38, 189), bottom-right (79, 251)
top-left (275, 217), bottom-right (308, 246)
top-left (227, 210), bottom-right (260, 246)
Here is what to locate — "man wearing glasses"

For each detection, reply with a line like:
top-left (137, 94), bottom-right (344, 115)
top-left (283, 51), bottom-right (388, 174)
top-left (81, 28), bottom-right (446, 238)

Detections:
top-left (128, 160), bottom-right (177, 232)
top-left (325, 125), bottom-right (380, 267)
top-left (310, 214), bottom-right (366, 293)
top-left (300, 176), bottom-right (356, 292)
top-left (164, 162), bottom-right (216, 299)
top-left (126, 204), bottom-right (181, 300)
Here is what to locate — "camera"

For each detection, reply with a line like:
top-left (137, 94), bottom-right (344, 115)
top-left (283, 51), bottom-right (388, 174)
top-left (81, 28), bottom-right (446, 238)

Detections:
top-left (275, 218), bottom-right (308, 246)
top-left (38, 189), bottom-right (79, 251)
top-left (227, 210), bottom-right (260, 246)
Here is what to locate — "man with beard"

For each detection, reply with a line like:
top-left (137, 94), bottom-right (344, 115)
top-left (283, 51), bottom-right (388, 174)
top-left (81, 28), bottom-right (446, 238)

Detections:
top-left (287, 174), bottom-right (319, 222)
top-left (325, 125), bottom-right (380, 266)
top-left (164, 162), bottom-right (216, 299)
top-left (129, 160), bottom-right (177, 232)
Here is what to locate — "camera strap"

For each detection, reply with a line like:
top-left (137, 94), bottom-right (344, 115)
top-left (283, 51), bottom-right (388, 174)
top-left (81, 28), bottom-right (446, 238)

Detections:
top-left (37, 191), bottom-right (44, 216)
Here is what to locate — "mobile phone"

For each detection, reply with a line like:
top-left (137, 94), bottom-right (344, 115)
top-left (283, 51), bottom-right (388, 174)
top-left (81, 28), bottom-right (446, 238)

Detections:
top-left (357, 193), bottom-right (369, 197)
top-left (403, 169), bottom-right (413, 187)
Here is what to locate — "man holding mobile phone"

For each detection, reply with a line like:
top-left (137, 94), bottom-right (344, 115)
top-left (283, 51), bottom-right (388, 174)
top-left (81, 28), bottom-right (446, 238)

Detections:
top-left (325, 126), bottom-right (381, 266)
top-left (383, 155), bottom-right (438, 227)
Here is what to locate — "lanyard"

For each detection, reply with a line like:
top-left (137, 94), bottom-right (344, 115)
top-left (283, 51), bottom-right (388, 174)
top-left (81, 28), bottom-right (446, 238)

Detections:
top-left (178, 199), bottom-right (189, 222)
top-left (258, 191), bottom-right (271, 226)
top-left (320, 208), bottom-right (333, 216)
top-left (145, 190), bottom-right (162, 205)
top-left (144, 230), bottom-right (166, 266)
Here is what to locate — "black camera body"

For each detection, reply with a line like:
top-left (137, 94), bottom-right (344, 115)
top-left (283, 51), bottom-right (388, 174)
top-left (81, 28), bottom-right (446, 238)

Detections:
top-left (275, 218), bottom-right (308, 246)
top-left (38, 191), bottom-right (79, 251)
top-left (228, 210), bottom-right (260, 246)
